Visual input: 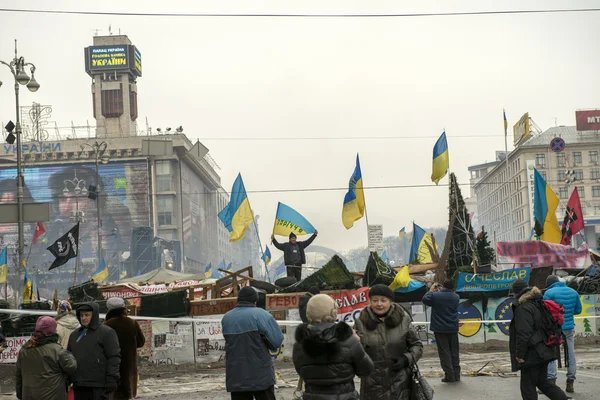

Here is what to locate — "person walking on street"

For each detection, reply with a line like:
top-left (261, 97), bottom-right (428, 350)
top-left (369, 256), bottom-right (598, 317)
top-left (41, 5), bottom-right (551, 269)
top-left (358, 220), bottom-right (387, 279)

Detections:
top-left (355, 284), bottom-right (424, 400)
top-left (56, 300), bottom-right (80, 349)
top-left (222, 286), bottom-right (285, 400)
top-left (509, 279), bottom-right (569, 400)
top-left (544, 275), bottom-right (582, 393)
top-left (299, 286), bottom-right (320, 323)
top-left (16, 316), bottom-right (77, 400)
top-left (103, 297), bottom-right (146, 400)
top-left (293, 294), bottom-right (374, 399)
top-left (67, 302), bottom-right (121, 400)
top-left (271, 231), bottom-right (318, 282)
top-left (422, 279), bottom-right (461, 382)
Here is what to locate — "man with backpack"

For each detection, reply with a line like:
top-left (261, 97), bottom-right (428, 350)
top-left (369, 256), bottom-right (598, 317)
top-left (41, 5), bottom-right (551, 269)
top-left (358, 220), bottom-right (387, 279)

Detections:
top-left (544, 275), bottom-right (582, 393)
top-left (509, 279), bottom-right (569, 400)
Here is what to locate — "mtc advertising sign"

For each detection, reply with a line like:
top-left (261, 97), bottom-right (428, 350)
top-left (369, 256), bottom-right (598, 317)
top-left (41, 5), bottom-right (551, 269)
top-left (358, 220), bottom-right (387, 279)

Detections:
top-left (575, 110), bottom-right (600, 132)
top-left (456, 267), bottom-right (532, 292)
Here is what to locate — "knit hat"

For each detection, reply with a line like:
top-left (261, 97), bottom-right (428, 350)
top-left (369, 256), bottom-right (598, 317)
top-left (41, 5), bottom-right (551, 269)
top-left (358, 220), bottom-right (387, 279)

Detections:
top-left (36, 316), bottom-right (57, 336)
top-left (107, 297), bottom-right (126, 311)
top-left (306, 294), bottom-right (337, 323)
top-left (289, 232), bottom-right (297, 239)
top-left (369, 284), bottom-right (394, 300)
top-left (546, 275), bottom-right (560, 287)
top-left (238, 286), bottom-right (258, 304)
top-left (512, 279), bottom-right (529, 296)
top-left (77, 304), bottom-right (93, 312)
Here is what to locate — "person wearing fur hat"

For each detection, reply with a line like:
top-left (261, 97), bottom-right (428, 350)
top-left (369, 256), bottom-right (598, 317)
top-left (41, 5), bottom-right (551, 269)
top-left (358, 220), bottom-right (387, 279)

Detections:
top-left (103, 297), bottom-right (146, 400)
top-left (16, 316), bottom-right (77, 400)
top-left (222, 286), bottom-right (284, 400)
top-left (354, 284), bottom-right (423, 400)
top-left (293, 294), bottom-right (374, 399)
top-left (271, 231), bottom-right (318, 282)
top-left (56, 300), bottom-right (80, 349)
top-left (509, 279), bottom-right (568, 400)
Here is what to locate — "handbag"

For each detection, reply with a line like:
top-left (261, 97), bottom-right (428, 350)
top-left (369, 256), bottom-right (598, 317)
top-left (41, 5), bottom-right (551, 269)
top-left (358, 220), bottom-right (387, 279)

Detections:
top-left (411, 364), bottom-right (434, 400)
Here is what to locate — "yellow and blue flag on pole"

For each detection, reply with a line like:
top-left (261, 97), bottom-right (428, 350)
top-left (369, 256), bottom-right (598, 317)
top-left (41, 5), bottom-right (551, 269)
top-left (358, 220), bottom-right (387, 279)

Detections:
top-left (431, 132), bottom-right (449, 185)
top-left (398, 227), bottom-right (406, 241)
top-left (342, 154), bottom-right (366, 229)
top-left (92, 259), bottom-right (109, 283)
top-left (0, 247), bottom-right (7, 284)
top-left (218, 173), bottom-right (255, 242)
top-left (204, 263), bottom-right (213, 279)
top-left (273, 202), bottom-right (316, 237)
top-left (262, 246), bottom-right (272, 266)
top-left (23, 267), bottom-right (34, 302)
top-left (409, 223), bottom-right (438, 264)
top-left (226, 262), bottom-right (232, 271)
top-left (503, 109), bottom-right (508, 137)
top-left (389, 266), bottom-right (425, 293)
top-left (533, 168), bottom-right (561, 243)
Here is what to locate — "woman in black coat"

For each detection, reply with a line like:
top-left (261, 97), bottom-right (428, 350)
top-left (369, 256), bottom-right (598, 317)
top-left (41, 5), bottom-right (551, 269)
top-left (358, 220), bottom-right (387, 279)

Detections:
top-left (293, 294), bottom-right (374, 400)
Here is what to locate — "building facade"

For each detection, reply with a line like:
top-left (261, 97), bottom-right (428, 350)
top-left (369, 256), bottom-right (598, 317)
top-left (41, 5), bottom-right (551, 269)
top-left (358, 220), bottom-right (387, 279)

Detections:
top-left (474, 125), bottom-right (600, 247)
top-left (466, 151), bottom-right (506, 232)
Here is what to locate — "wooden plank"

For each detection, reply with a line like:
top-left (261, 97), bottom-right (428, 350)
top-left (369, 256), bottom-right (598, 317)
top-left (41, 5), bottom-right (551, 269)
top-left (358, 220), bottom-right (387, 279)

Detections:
top-left (190, 297), bottom-right (238, 316)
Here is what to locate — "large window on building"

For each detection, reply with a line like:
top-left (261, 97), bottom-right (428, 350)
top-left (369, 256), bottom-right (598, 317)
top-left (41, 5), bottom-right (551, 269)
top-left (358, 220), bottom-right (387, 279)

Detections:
top-left (595, 205), bottom-right (600, 215)
top-left (573, 152), bottom-right (583, 165)
top-left (557, 153), bottom-right (566, 167)
top-left (558, 187), bottom-right (569, 200)
top-left (590, 151), bottom-right (599, 164)
top-left (536, 154), bottom-right (546, 167)
top-left (592, 168), bottom-right (600, 180)
top-left (155, 161), bottom-right (173, 192)
top-left (558, 170), bottom-right (567, 182)
top-left (593, 186), bottom-right (600, 198)
top-left (157, 197), bottom-right (174, 226)
top-left (574, 169), bottom-right (584, 181)
top-left (578, 186), bottom-right (585, 199)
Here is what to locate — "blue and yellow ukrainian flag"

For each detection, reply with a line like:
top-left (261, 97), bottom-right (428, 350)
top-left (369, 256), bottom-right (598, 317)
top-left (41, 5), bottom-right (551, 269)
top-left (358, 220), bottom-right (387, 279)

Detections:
top-left (533, 168), bottom-right (561, 243)
top-left (215, 259), bottom-right (226, 278)
top-left (273, 202), bottom-right (316, 237)
top-left (380, 250), bottom-right (390, 264)
top-left (120, 270), bottom-right (127, 279)
top-left (409, 223), bottom-right (438, 264)
top-left (226, 262), bottom-right (233, 271)
top-left (431, 132), bottom-right (449, 185)
top-left (398, 227), bottom-right (406, 241)
top-left (262, 246), bottom-right (272, 266)
top-left (23, 267), bottom-right (34, 302)
top-left (342, 154), bottom-right (366, 229)
top-left (503, 109), bottom-right (508, 137)
top-left (273, 263), bottom-right (286, 280)
top-left (92, 259), bottom-right (109, 283)
top-left (204, 263), bottom-right (213, 279)
top-left (0, 247), bottom-right (7, 284)
top-left (218, 173), bottom-right (255, 242)
top-left (389, 265), bottom-right (425, 293)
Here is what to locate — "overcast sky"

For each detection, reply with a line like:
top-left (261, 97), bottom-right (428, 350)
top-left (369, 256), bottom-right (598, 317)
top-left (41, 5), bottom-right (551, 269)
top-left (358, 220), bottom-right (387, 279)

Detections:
top-left (1, 1), bottom-right (599, 254)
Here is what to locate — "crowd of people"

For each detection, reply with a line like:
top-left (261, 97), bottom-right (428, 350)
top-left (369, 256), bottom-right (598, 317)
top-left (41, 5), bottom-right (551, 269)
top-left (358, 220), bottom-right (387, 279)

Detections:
top-left (14, 297), bottom-right (145, 400)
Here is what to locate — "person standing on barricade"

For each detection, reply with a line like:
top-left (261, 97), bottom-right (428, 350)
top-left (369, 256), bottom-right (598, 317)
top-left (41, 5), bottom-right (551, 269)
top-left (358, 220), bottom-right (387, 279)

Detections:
top-left (422, 279), bottom-right (461, 383)
top-left (271, 231), bottom-right (318, 282)
top-left (293, 293), bottom-right (374, 399)
top-left (16, 316), bottom-right (77, 400)
top-left (355, 284), bottom-right (423, 400)
top-left (67, 302), bottom-right (121, 400)
top-left (222, 286), bottom-right (284, 400)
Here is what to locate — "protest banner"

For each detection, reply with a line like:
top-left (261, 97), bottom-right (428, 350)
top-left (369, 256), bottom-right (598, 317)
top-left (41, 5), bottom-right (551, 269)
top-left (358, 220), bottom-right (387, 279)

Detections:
top-left (496, 241), bottom-right (591, 270)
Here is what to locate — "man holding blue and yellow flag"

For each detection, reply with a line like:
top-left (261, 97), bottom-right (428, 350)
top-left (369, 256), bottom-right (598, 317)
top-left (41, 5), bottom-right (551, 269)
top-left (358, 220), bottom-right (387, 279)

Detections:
top-left (271, 202), bottom-right (318, 282)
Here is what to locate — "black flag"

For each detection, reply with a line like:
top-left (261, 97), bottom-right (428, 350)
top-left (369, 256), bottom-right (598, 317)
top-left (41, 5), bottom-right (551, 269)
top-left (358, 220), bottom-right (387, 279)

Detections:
top-left (47, 222), bottom-right (79, 270)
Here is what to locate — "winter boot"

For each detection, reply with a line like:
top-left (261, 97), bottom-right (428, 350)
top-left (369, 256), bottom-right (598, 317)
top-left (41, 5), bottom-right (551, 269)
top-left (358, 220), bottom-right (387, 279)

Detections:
top-left (442, 375), bottom-right (456, 383)
top-left (566, 379), bottom-right (574, 393)
top-left (538, 380), bottom-right (555, 394)
top-left (454, 367), bottom-right (461, 381)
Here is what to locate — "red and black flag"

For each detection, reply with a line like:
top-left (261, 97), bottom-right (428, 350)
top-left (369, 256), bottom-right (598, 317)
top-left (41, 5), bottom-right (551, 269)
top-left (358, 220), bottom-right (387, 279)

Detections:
top-left (560, 188), bottom-right (584, 245)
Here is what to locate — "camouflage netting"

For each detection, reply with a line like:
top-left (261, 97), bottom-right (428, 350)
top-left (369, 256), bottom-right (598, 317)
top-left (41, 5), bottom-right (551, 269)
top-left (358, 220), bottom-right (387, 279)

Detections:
top-left (138, 290), bottom-right (190, 318)
top-left (279, 255), bottom-right (356, 293)
top-left (362, 252), bottom-right (396, 288)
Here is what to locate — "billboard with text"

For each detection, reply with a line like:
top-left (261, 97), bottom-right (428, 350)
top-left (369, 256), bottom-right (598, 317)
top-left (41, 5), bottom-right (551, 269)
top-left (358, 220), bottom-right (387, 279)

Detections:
top-left (576, 110), bottom-right (600, 132)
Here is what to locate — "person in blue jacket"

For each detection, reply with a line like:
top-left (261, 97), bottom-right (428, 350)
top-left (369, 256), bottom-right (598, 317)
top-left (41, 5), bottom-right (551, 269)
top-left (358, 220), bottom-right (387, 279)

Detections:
top-left (422, 279), bottom-right (461, 383)
top-left (543, 275), bottom-right (582, 394)
top-left (222, 286), bottom-right (285, 400)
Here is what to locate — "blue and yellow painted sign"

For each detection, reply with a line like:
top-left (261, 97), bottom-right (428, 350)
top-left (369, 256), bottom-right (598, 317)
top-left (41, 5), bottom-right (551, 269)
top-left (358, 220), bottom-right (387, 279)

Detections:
top-left (456, 267), bottom-right (531, 292)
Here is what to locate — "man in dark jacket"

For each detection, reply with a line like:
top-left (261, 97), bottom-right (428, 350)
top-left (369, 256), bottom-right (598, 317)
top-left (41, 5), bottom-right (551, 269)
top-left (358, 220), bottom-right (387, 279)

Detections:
top-left (422, 279), bottom-right (460, 382)
top-left (293, 294), bottom-right (374, 399)
top-left (67, 302), bottom-right (121, 400)
top-left (271, 231), bottom-right (318, 281)
top-left (16, 316), bottom-right (77, 400)
top-left (509, 279), bottom-right (568, 400)
top-left (222, 286), bottom-right (284, 400)
top-left (103, 297), bottom-right (146, 400)
top-left (299, 286), bottom-right (320, 323)
top-left (544, 275), bottom-right (582, 393)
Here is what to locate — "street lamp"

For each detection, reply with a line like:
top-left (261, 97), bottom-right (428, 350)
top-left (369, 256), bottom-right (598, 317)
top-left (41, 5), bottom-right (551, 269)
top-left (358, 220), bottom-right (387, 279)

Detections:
top-left (81, 141), bottom-right (109, 264)
top-left (0, 40), bottom-right (40, 293)
top-left (63, 170), bottom-right (87, 286)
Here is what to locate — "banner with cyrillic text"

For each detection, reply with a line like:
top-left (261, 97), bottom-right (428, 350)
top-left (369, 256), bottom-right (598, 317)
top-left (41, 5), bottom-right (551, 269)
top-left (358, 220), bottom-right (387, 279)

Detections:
top-left (496, 241), bottom-right (591, 270)
top-left (456, 268), bottom-right (532, 292)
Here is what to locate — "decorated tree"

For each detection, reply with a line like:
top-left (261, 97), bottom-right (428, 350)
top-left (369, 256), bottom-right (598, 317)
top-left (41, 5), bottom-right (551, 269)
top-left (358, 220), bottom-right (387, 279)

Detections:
top-left (476, 226), bottom-right (495, 271)
top-left (447, 173), bottom-right (475, 278)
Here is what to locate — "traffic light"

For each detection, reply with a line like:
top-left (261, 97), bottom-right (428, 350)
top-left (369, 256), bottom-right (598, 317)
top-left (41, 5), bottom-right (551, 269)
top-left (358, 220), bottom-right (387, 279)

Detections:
top-left (5, 121), bottom-right (15, 145)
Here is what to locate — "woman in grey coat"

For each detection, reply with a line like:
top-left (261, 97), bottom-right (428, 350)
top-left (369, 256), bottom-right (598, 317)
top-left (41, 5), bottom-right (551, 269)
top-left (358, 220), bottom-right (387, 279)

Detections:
top-left (355, 285), bottom-right (423, 400)
top-left (16, 316), bottom-right (77, 400)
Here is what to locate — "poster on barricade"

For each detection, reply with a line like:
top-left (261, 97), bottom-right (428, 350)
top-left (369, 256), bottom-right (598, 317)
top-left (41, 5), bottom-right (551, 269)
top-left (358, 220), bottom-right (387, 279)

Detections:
top-left (331, 287), bottom-right (370, 323)
top-left (0, 336), bottom-right (29, 364)
top-left (496, 241), bottom-right (591, 270)
top-left (456, 268), bottom-right (532, 292)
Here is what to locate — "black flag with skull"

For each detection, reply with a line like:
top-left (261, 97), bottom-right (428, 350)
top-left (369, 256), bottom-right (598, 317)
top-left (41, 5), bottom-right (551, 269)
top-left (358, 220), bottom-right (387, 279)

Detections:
top-left (47, 222), bottom-right (80, 270)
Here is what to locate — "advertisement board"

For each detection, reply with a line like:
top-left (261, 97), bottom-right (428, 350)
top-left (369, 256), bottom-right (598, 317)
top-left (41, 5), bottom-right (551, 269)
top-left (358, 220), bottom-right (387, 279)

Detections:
top-left (0, 161), bottom-right (150, 286)
top-left (575, 110), bottom-right (600, 132)
top-left (513, 112), bottom-right (531, 146)
top-left (86, 45), bottom-right (129, 71)
top-left (132, 46), bottom-right (142, 77)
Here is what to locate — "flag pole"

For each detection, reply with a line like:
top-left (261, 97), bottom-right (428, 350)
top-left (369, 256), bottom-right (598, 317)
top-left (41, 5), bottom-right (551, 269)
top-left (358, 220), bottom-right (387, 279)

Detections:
top-left (504, 110), bottom-right (515, 241)
top-left (252, 217), bottom-right (271, 283)
top-left (360, 153), bottom-right (371, 247)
